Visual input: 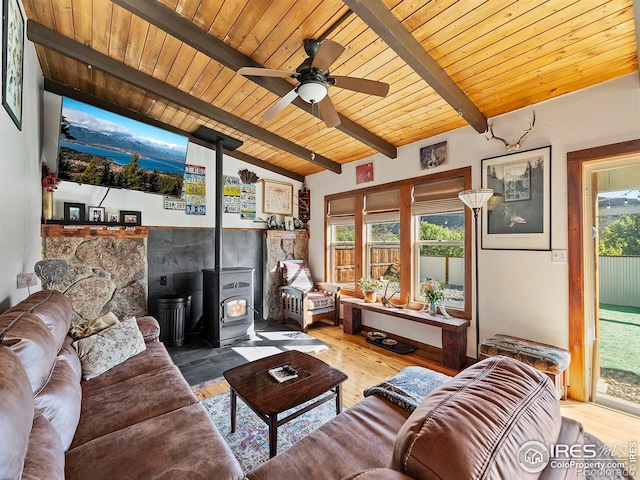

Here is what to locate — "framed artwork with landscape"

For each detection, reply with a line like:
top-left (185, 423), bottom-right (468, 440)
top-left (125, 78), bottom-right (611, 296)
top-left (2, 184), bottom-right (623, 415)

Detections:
top-left (2, 0), bottom-right (24, 130)
top-left (263, 180), bottom-right (293, 215)
top-left (481, 146), bottom-right (551, 250)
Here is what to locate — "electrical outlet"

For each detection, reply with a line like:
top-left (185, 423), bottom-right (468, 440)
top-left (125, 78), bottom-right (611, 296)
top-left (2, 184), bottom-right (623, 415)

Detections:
top-left (552, 250), bottom-right (568, 263)
top-left (17, 273), bottom-right (38, 289)
top-left (160, 276), bottom-right (167, 286)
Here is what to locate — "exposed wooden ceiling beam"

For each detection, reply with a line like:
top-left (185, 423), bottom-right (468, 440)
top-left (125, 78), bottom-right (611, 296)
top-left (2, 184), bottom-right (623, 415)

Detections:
top-left (110, 0), bottom-right (397, 159)
top-left (44, 79), bottom-right (305, 182)
top-left (634, 0), bottom-right (640, 82)
top-left (27, 20), bottom-right (341, 174)
top-left (343, 0), bottom-right (487, 134)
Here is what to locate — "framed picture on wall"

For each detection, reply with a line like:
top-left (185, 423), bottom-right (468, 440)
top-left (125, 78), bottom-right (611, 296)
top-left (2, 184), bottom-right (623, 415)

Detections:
top-left (481, 146), bottom-right (552, 250)
top-left (120, 210), bottom-right (142, 226)
top-left (2, 0), bottom-right (24, 130)
top-left (263, 179), bottom-right (293, 215)
top-left (88, 206), bottom-right (105, 222)
top-left (64, 202), bottom-right (85, 222)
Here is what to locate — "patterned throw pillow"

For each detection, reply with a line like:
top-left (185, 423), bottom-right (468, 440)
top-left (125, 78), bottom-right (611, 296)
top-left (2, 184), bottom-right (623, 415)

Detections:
top-left (69, 312), bottom-right (119, 340)
top-left (73, 317), bottom-right (146, 380)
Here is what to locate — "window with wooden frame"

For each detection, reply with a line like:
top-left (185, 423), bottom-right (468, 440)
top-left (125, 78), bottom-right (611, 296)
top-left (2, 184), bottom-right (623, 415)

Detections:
top-left (413, 177), bottom-right (467, 309)
top-left (327, 197), bottom-right (356, 287)
top-left (364, 189), bottom-right (400, 290)
top-left (324, 167), bottom-right (472, 319)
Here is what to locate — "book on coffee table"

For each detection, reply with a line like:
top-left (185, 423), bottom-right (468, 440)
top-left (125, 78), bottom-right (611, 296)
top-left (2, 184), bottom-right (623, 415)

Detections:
top-left (268, 365), bottom-right (298, 383)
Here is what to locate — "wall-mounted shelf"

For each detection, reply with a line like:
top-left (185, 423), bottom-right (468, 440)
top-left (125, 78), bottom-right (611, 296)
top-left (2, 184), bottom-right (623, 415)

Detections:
top-left (41, 224), bottom-right (148, 238)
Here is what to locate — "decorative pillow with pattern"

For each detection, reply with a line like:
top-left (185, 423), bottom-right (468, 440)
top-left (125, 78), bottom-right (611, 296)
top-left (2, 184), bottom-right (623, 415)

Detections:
top-left (68, 312), bottom-right (119, 340)
top-left (73, 317), bottom-right (146, 380)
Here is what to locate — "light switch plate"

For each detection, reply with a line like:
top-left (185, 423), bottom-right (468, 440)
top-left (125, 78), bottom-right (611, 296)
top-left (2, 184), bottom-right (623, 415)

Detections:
top-left (17, 273), bottom-right (38, 288)
top-left (552, 250), bottom-right (568, 263)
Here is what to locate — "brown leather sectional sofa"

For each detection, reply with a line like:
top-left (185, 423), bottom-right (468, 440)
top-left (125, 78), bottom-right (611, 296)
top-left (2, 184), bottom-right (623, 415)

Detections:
top-left (0, 290), bottom-right (244, 479)
top-left (2, 289), bottom-right (584, 479)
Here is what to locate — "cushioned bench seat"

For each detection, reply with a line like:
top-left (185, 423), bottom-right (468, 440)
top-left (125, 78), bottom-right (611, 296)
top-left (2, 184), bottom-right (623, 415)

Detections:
top-left (479, 333), bottom-right (571, 398)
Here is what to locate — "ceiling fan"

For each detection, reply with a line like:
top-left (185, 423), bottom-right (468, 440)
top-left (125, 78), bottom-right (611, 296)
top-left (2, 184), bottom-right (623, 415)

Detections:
top-left (238, 39), bottom-right (389, 128)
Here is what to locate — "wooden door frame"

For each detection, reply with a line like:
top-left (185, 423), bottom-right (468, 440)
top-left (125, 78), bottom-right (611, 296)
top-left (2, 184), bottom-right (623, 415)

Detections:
top-left (567, 139), bottom-right (640, 401)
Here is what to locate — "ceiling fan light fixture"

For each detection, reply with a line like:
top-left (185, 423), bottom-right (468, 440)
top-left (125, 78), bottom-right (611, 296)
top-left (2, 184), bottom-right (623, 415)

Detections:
top-left (297, 81), bottom-right (327, 104)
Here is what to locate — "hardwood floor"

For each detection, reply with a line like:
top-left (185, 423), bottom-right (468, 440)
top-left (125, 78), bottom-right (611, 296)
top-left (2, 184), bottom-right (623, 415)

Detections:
top-left (193, 323), bottom-right (640, 459)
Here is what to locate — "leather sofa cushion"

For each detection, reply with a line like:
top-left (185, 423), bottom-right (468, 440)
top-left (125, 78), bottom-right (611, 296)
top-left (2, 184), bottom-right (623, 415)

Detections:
top-left (392, 356), bottom-right (562, 480)
top-left (34, 355), bottom-right (82, 451)
top-left (0, 346), bottom-right (34, 480)
top-left (65, 403), bottom-right (244, 480)
top-left (0, 311), bottom-right (58, 393)
top-left (4, 290), bottom-right (72, 351)
top-left (71, 364), bottom-right (197, 448)
top-left (22, 411), bottom-right (65, 480)
top-left (80, 340), bottom-right (174, 395)
top-left (248, 395), bottom-right (411, 480)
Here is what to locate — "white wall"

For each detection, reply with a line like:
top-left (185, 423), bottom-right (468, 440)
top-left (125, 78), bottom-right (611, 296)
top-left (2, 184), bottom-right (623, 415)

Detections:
top-left (43, 92), bottom-right (303, 228)
top-left (0, 31), bottom-right (44, 308)
top-left (306, 73), bottom-right (640, 357)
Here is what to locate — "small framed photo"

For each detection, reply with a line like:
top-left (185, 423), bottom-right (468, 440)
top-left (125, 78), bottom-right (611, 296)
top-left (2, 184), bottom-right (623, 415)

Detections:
top-left (108, 213), bottom-right (118, 223)
top-left (64, 202), bottom-right (85, 222)
top-left (88, 206), bottom-right (105, 222)
top-left (120, 210), bottom-right (142, 225)
top-left (356, 162), bottom-right (374, 184)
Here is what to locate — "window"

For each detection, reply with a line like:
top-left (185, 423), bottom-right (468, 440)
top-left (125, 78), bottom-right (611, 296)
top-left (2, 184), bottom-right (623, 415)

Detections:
top-left (415, 212), bottom-right (465, 308)
top-left (367, 221), bottom-right (400, 285)
top-left (331, 224), bottom-right (355, 286)
top-left (324, 167), bottom-right (471, 317)
top-left (327, 197), bottom-right (356, 287)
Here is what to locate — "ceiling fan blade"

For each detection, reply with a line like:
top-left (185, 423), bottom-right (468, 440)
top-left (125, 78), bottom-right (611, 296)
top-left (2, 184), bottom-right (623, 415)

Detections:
top-left (330, 76), bottom-right (389, 97)
top-left (261, 88), bottom-right (299, 122)
top-left (238, 67), bottom-right (296, 78)
top-left (317, 96), bottom-right (341, 128)
top-left (311, 40), bottom-right (345, 72)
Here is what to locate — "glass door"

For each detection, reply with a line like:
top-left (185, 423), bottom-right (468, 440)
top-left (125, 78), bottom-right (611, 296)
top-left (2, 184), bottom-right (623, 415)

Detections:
top-left (587, 162), bottom-right (640, 415)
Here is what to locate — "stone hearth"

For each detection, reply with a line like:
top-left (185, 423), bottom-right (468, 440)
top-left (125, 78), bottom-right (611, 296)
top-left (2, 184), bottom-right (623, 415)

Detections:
top-left (42, 228), bottom-right (148, 323)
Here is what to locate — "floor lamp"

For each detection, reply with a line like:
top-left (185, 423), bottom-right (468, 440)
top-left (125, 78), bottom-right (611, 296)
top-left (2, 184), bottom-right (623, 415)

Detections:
top-left (458, 188), bottom-right (493, 359)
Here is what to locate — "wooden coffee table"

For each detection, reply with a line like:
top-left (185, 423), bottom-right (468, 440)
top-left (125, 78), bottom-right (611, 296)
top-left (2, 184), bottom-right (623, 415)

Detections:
top-left (223, 350), bottom-right (347, 458)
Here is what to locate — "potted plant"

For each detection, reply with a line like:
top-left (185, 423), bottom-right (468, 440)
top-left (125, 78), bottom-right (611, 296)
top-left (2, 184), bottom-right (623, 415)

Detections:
top-left (357, 278), bottom-right (383, 303)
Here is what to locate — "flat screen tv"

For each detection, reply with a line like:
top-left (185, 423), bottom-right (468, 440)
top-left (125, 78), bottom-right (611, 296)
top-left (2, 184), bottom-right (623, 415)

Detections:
top-left (57, 97), bottom-right (189, 196)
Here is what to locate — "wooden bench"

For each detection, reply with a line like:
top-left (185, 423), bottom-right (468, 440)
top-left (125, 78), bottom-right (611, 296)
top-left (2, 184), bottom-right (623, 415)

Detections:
top-left (340, 296), bottom-right (470, 371)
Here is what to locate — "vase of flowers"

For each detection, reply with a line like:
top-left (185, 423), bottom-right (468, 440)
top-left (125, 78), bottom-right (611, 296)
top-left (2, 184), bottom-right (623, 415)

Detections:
top-left (357, 278), bottom-right (383, 303)
top-left (420, 278), bottom-right (443, 315)
top-left (41, 165), bottom-right (60, 222)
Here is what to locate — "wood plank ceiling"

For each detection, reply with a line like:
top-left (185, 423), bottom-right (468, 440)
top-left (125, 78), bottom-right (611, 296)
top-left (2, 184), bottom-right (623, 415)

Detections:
top-left (23, 0), bottom-right (637, 179)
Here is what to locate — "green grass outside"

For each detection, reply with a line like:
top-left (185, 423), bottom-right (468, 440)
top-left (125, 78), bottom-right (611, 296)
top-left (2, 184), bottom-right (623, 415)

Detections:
top-left (599, 304), bottom-right (640, 376)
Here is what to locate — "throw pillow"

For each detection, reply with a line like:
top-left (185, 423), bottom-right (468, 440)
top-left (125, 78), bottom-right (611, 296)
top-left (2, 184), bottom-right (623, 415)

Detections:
top-left (68, 312), bottom-right (119, 340)
top-left (73, 317), bottom-right (146, 380)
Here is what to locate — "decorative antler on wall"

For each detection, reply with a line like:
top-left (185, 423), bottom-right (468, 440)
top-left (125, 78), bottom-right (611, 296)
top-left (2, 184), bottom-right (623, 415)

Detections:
top-left (485, 108), bottom-right (535, 152)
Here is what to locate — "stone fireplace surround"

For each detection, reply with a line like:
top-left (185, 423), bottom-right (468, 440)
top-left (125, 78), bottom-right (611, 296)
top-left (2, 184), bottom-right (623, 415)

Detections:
top-left (41, 226), bottom-right (311, 336)
top-left (41, 226), bottom-right (265, 332)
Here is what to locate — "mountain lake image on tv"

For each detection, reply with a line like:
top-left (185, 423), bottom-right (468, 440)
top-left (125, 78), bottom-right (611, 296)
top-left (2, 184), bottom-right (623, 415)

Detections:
top-left (57, 97), bottom-right (189, 196)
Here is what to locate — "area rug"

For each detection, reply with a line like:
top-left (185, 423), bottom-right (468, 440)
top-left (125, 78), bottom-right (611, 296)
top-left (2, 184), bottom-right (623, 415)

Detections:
top-left (201, 391), bottom-right (342, 473)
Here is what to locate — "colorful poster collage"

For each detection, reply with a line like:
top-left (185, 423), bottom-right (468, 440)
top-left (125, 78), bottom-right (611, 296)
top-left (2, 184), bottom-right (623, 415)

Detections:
top-left (240, 183), bottom-right (256, 220)
top-left (223, 176), bottom-right (241, 213)
top-left (184, 164), bottom-right (206, 215)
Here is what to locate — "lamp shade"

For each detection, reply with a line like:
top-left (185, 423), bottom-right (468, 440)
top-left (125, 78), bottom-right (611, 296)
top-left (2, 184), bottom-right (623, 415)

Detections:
top-left (458, 189), bottom-right (494, 210)
top-left (297, 81), bottom-right (328, 104)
